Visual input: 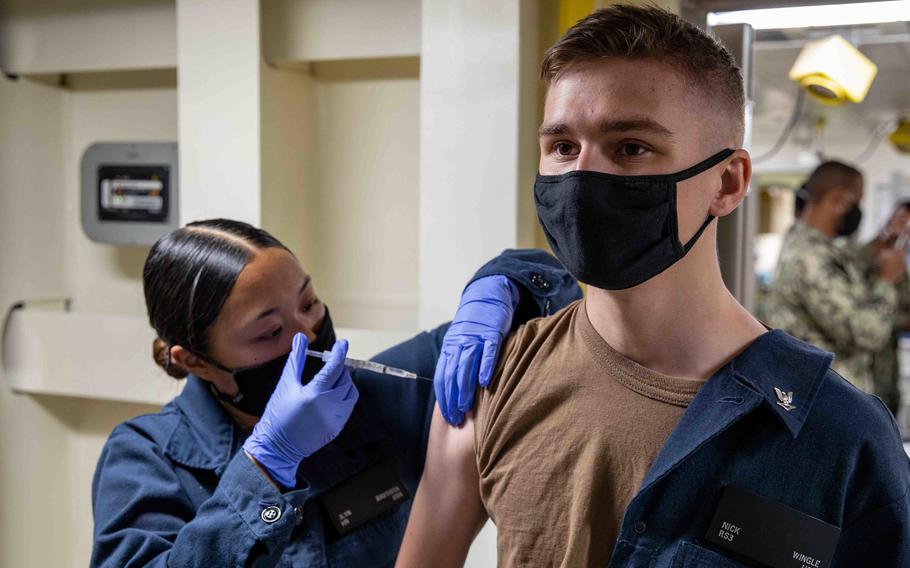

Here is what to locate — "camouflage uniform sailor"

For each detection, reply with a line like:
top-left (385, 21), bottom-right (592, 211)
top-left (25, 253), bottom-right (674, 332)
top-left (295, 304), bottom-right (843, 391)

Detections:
top-left (765, 220), bottom-right (897, 393)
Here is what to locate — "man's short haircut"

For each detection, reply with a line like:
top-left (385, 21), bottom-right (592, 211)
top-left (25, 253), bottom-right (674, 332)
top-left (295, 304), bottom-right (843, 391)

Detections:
top-left (804, 161), bottom-right (863, 203)
top-left (540, 4), bottom-right (746, 145)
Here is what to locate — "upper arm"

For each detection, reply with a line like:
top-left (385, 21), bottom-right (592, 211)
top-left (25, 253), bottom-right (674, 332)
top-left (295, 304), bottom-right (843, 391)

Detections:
top-left (91, 426), bottom-right (197, 566)
top-left (832, 484), bottom-right (910, 566)
top-left (396, 406), bottom-right (488, 568)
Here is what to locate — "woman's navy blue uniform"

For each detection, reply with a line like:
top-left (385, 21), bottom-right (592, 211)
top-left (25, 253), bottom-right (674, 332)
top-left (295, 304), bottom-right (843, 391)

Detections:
top-left (90, 250), bottom-right (581, 567)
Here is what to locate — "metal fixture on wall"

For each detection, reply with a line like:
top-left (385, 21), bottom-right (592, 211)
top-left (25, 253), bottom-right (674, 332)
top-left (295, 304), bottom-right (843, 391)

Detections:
top-left (710, 22), bottom-right (758, 311)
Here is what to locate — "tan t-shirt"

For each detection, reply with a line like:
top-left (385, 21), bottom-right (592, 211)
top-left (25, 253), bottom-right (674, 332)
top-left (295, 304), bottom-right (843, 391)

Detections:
top-left (474, 299), bottom-right (707, 567)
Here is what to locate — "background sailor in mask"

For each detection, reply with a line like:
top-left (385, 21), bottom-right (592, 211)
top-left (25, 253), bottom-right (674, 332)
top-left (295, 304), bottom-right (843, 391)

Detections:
top-left (90, 218), bottom-right (580, 567)
top-left (766, 160), bottom-right (907, 394)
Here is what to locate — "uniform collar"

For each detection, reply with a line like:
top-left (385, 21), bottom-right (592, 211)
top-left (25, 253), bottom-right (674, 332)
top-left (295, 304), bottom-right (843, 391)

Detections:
top-left (728, 329), bottom-right (834, 438)
top-left (638, 329), bottom-right (834, 495)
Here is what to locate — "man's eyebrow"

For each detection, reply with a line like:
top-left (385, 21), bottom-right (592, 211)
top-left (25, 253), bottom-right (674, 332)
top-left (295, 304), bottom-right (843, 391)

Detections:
top-left (539, 123), bottom-right (570, 137)
top-left (599, 118), bottom-right (674, 139)
top-left (538, 119), bottom-right (675, 139)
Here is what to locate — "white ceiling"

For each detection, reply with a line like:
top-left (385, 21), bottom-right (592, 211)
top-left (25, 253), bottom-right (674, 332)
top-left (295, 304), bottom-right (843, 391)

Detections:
top-left (751, 21), bottom-right (910, 142)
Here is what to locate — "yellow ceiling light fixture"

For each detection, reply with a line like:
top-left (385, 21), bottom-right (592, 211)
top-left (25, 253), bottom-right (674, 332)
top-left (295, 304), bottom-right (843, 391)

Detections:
top-left (788, 34), bottom-right (877, 106)
top-left (890, 119), bottom-right (910, 154)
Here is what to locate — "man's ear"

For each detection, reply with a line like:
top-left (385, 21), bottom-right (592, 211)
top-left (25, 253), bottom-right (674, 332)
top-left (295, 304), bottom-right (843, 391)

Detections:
top-left (171, 345), bottom-right (216, 382)
top-left (709, 149), bottom-right (752, 218)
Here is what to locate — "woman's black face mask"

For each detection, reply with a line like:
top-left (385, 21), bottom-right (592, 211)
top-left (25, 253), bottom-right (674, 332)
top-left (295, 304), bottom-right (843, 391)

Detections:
top-left (205, 308), bottom-right (337, 416)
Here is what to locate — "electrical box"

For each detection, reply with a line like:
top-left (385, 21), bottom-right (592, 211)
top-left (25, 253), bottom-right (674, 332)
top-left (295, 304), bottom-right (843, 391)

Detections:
top-left (80, 142), bottom-right (179, 245)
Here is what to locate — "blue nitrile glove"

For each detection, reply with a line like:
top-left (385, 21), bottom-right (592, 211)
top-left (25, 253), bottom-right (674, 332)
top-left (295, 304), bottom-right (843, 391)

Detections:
top-left (243, 334), bottom-right (359, 488)
top-left (435, 275), bottom-right (520, 426)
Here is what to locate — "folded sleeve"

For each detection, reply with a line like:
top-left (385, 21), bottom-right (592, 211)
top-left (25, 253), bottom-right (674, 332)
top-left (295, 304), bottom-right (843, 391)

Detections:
top-left (468, 248), bottom-right (582, 321)
top-left (91, 424), bottom-right (306, 568)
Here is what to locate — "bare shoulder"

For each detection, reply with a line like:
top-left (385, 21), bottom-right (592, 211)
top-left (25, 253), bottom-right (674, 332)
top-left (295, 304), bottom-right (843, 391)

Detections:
top-left (396, 408), bottom-right (487, 568)
top-left (425, 404), bottom-right (477, 477)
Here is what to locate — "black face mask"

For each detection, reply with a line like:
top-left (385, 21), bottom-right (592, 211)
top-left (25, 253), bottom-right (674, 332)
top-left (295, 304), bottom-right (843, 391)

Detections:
top-left (208, 307), bottom-right (337, 417)
top-left (534, 149), bottom-right (735, 290)
top-left (837, 204), bottom-right (863, 237)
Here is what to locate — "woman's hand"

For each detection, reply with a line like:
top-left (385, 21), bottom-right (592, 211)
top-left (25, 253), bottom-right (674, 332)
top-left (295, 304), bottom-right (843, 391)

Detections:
top-left (243, 333), bottom-right (359, 488)
top-left (434, 275), bottom-right (519, 426)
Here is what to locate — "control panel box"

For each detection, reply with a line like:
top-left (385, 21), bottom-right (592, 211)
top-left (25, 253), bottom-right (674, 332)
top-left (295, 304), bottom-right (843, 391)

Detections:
top-left (80, 142), bottom-right (178, 245)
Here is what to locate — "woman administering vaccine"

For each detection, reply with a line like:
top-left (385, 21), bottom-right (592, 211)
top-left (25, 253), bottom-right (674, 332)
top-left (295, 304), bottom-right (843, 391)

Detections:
top-left (90, 219), bottom-right (579, 567)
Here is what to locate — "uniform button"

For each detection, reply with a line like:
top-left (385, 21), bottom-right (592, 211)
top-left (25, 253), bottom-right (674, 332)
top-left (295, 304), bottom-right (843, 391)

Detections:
top-left (294, 505), bottom-right (305, 526)
top-left (530, 273), bottom-right (550, 290)
top-left (261, 505), bottom-right (282, 524)
top-left (633, 521), bottom-right (647, 535)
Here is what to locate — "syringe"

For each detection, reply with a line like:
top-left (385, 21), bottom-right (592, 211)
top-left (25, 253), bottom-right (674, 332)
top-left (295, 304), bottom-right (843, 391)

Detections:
top-left (306, 350), bottom-right (432, 382)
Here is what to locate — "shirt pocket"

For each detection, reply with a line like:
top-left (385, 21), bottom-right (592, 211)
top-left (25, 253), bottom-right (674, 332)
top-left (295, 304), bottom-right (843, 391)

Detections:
top-left (670, 541), bottom-right (753, 568)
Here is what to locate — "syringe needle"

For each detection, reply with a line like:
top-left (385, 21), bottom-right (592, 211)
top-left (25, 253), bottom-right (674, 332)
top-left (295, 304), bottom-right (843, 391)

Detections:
top-left (305, 350), bottom-right (431, 382)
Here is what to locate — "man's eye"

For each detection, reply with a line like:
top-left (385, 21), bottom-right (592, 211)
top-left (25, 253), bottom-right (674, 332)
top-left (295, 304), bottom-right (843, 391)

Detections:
top-left (554, 142), bottom-right (576, 157)
top-left (618, 143), bottom-right (649, 157)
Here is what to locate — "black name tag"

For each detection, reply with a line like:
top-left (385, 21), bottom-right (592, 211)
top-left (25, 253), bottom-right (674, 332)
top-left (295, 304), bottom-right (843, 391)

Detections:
top-left (705, 486), bottom-right (840, 568)
top-left (318, 462), bottom-right (409, 537)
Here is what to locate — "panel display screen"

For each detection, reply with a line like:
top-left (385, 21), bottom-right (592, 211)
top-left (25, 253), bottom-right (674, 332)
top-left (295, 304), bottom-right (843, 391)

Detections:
top-left (97, 165), bottom-right (169, 223)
